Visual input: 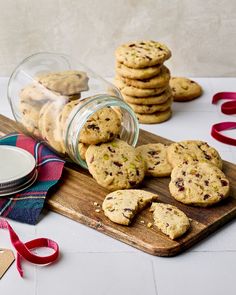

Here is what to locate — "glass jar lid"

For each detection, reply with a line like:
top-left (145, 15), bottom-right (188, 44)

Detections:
top-left (0, 146), bottom-right (37, 196)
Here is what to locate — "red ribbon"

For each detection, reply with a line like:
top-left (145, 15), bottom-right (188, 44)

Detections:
top-left (211, 92), bottom-right (236, 145)
top-left (0, 218), bottom-right (59, 277)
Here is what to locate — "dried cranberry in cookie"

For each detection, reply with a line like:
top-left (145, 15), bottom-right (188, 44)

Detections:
top-left (85, 139), bottom-right (146, 191)
top-left (102, 189), bottom-right (158, 225)
top-left (169, 162), bottom-right (230, 207)
top-left (115, 41), bottom-right (171, 68)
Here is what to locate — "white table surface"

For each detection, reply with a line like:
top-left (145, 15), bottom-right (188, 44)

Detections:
top-left (1, 77), bottom-right (236, 295)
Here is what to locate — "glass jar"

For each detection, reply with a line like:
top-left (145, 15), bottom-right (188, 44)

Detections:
top-left (7, 52), bottom-right (139, 168)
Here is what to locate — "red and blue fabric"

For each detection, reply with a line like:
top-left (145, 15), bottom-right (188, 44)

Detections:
top-left (0, 133), bottom-right (65, 225)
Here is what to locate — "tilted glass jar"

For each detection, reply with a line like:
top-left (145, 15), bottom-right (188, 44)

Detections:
top-left (7, 52), bottom-right (139, 168)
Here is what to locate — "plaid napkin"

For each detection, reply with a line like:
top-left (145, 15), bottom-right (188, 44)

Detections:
top-left (0, 133), bottom-right (65, 225)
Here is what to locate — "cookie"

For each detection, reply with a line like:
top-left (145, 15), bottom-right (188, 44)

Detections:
top-left (38, 101), bottom-right (65, 153)
top-left (128, 97), bottom-right (173, 114)
top-left (78, 142), bottom-right (89, 160)
top-left (170, 77), bottom-right (202, 102)
top-left (136, 143), bottom-right (172, 177)
top-left (122, 87), bottom-right (172, 105)
top-left (85, 139), bottom-right (146, 191)
top-left (19, 99), bottom-right (42, 137)
top-left (136, 109), bottom-right (172, 124)
top-left (115, 62), bottom-right (162, 80)
top-left (119, 66), bottom-right (170, 89)
top-left (115, 78), bottom-right (167, 97)
top-left (169, 162), bottom-right (230, 207)
top-left (79, 107), bottom-right (121, 145)
top-left (55, 99), bottom-right (81, 148)
top-left (151, 203), bottom-right (190, 239)
top-left (37, 70), bottom-right (89, 96)
top-left (115, 40), bottom-right (171, 68)
top-left (167, 140), bottom-right (223, 169)
top-left (102, 189), bottom-right (158, 225)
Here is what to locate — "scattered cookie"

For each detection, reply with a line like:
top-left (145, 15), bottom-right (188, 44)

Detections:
top-left (122, 87), bottom-right (172, 105)
top-left (85, 139), bottom-right (146, 191)
top-left (79, 107), bottom-right (121, 145)
top-left (167, 140), bottom-right (223, 169)
top-left (119, 66), bottom-right (170, 89)
top-left (169, 162), bottom-right (230, 207)
top-left (128, 97), bottom-right (173, 114)
top-left (115, 41), bottom-right (171, 68)
top-left (115, 78), bottom-right (167, 98)
top-left (115, 62), bottom-right (162, 80)
top-left (37, 70), bottom-right (89, 96)
top-left (102, 189), bottom-right (158, 225)
top-left (136, 109), bottom-right (172, 124)
top-left (136, 143), bottom-right (172, 177)
top-left (170, 77), bottom-right (202, 102)
top-left (151, 203), bottom-right (190, 239)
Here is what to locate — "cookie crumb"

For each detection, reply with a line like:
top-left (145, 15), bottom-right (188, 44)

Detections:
top-left (147, 222), bottom-right (153, 228)
top-left (140, 220), bottom-right (145, 224)
top-left (95, 209), bottom-right (101, 213)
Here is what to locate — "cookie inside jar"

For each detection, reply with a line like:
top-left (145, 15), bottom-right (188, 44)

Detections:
top-left (9, 53), bottom-right (139, 168)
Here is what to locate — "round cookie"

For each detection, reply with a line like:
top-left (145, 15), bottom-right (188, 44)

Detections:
top-left (102, 189), bottom-right (158, 225)
top-left (119, 66), bottom-right (170, 89)
top-left (151, 203), bottom-right (190, 239)
top-left (56, 99), bottom-right (81, 147)
top-left (115, 40), bottom-right (171, 68)
top-left (128, 97), bottom-right (173, 114)
top-left (38, 101), bottom-right (65, 153)
top-left (85, 139), bottom-right (146, 191)
top-left (167, 140), bottom-right (223, 169)
top-left (122, 87), bottom-right (172, 105)
top-left (169, 162), bottom-right (230, 207)
top-left (136, 143), bottom-right (172, 177)
top-left (79, 107), bottom-right (121, 145)
top-left (36, 70), bottom-right (89, 96)
top-left (136, 109), bottom-right (172, 124)
top-left (170, 77), bottom-right (202, 102)
top-left (114, 78), bottom-right (167, 97)
top-left (115, 62), bottom-right (162, 80)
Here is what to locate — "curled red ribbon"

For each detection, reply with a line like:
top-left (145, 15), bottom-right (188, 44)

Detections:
top-left (0, 218), bottom-right (59, 277)
top-left (212, 92), bottom-right (236, 115)
top-left (211, 92), bottom-right (236, 145)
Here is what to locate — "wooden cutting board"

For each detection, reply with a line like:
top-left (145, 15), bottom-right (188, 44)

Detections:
top-left (1, 114), bottom-right (236, 256)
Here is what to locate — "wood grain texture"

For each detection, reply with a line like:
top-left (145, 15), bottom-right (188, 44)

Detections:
top-left (1, 114), bottom-right (236, 256)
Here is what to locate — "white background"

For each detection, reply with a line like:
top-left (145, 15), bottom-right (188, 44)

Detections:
top-left (0, 0), bottom-right (236, 77)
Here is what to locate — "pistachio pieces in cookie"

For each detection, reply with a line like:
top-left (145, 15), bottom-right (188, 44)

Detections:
top-left (151, 203), bottom-right (190, 239)
top-left (136, 143), bottom-right (172, 177)
top-left (79, 107), bottom-right (121, 145)
top-left (85, 139), bottom-right (146, 191)
top-left (169, 162), bottom-right (230, 207)
top-left (102, 189), bottom-right (158, 225)
top-left (167, 140), bottom-right (223, 169)
top-left (170, 77), bottom-right (202, 102)
top-left (115, 41), bottom-right (171, 68)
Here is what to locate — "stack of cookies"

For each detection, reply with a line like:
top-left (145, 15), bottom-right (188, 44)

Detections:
top-left (114, 40), bottom-right (173, 124)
